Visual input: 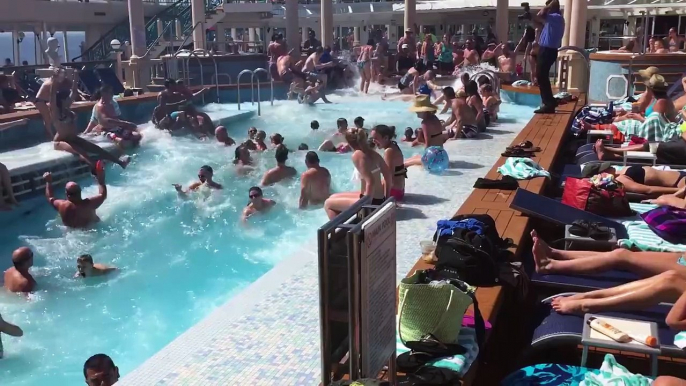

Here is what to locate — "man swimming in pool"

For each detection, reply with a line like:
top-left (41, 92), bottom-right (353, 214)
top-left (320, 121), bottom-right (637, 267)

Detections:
top-left (215, 126), bottom-right (236, 146)
top-left (318, 118), bottom-right (351, 152)
top-left (75, 254), bottom-right (117, 278)
top-left (311, 120), bottom-right (320, 131)
top-left (299, 151), bottom-right (332, 208)
top-left (173, 165), bottom-right (223, 197)
top-left (242, 186), bottom-right (276, 221)
top-left (43, 165), bottom-right (107, 229)
top-left (4, 247), bottom-right (36, 293)
top-left (261, 147), bottom-right (297, 185)
top-left (300, 79), bottom-right (332, 105)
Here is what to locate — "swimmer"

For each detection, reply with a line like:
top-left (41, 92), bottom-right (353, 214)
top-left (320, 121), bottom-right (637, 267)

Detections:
top-left (75, 254), bottom-right (116, 278)
top-left (319, 118), bottom-right (351, 152)
top-left (173, 165), bottom-right (223, 196)
top-left (44, 165), bottom-right (107, 228)
top-left (4, 247), bottom-right (36, 293)
top-left (300, 79), bottom-right (332, 105)
top-left (0, 313), bottom-right (23, 358)
top-left (242, 139), bottom-right (257, 151)
top-left (299, 151), bottom-right (331, 208)
top-left (443, 88), bottom-right (479, 140)
top-left (233, 144), bottom-right (254, 175)
top-left (83, 354), bottom-right (120, 386)
top-left (481, 84), bottom-right (501, 121)
top-left (270, 133), bottom-right (289, 152)
top-left (354, 116), bottom-right (365, 130)
top-left (261, 147), bottom-right (297, 185)
top-left (311, 120), bottom-right (319, 130)
top-left (401, 127), bottom-right (416, 142)
top-left (215, 126), bottom-right (236, 146)
top-left (254, 130), bottom-right (268, 151)
top-left (298, 143), bottom-right (309, 150)
top-left (248, 126), bottom-right (258, 141)
top-left (242, 186), bottom-right (276, 221)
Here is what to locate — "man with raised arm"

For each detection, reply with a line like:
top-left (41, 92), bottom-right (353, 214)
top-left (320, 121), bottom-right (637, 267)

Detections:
top-left (43, 163), bottom-right (107, 228)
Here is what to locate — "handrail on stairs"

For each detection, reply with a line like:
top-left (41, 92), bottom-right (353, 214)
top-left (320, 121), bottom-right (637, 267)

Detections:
top-left (469, 70), bottom-right (500, 93)
top-left (174, 22), bottom-right (204, 56)
top-left (237, 69), bottom-right (254, 111)
top-left (556, 46), bottom-right (590, 96)
top-left (252, 68), bottom-right (268, 116)
top-left (173, 49), bottom-right (205, 104)
top-left (143, 20), bottom-right (175, 59)
top-left (192, 49), bottom-right (220, 103)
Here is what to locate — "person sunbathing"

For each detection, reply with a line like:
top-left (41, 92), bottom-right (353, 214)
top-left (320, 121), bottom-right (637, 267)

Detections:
top-left (530, 230), bottom-right (686, 315)
top-left (580, 161), bottom-right (686, 197)
top-left (592, 125), bottom-right (686, 165)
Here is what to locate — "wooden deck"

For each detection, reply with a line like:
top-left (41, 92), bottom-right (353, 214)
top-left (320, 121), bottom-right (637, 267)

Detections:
top-left (400, 93), bottom-right (585, 384)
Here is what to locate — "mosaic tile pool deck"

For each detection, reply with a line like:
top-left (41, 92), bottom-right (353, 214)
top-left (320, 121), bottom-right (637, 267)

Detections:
top-left (119, 114), bottom-right (529, 385)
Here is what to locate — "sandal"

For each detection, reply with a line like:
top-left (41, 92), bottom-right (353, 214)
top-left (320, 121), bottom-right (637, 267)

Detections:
top-left (569, 220), bottom-right (591, 237)
top-left (501, 148), bottom-right (535, 157)
top-left (506, 140), bottom-right (541, 152)
top-left (588, 223), bottom-right (612, 241)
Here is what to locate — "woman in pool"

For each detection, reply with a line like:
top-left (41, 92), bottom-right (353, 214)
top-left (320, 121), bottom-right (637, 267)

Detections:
top-left (358, 38), bottom-right (374, 94)
top-left (465, 80), bottom-right (487, 130)
top-left (405, 96), bottom-right (447, 167)
top-left (580, 161), bottom-right (686, 197)
top-left (371, 125), bottom-right (407, 201)
top-left (324, 128), bottom-right (392, 219)
top-left (50, 69), bottom-right (130, 169)
top-left (254, 130), bottom-right (268, 151)
top-left (233, 144), bottom-right (254, 175)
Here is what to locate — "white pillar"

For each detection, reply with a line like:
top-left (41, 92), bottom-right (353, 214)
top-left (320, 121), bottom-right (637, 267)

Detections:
top-left (360, 26), bottom-right (369, 46)
top-left (175, 19), bottom-right (183, 40)
top-left (286, 0), bottom-right (305, 58)
top-left (321, 0), bottom-right (333, 47)
top-left (12, 31), bottom-right (20, 65)
top-left (404, 0), bottom-right (416, 33)
top-left (231, 28), bottom-right (237, 41)
top-left (42, 22), bottom-right (49, 64)
top-left (216, 25), bottom-right (226, 51)
top-left (562, 0), bottom-right (573, 48)
top-left (157, 19), bottom-right (164, 39)
top-left (128, 0), bottom-right (146, 56)
top-left (190, 0), bottom-right (206, 50)
top-left (62, 30), bottom-right (69, 62)
top-left (495, 0), bottom-right (508, 42)
top-left (249, 28), bottom-right (256, 44)
top-left (353, 26), bottom-right (360, 46)
top-left (590, 17), bottom-right (600, 48)
top-left (569, 0), bottom-right (587, 48)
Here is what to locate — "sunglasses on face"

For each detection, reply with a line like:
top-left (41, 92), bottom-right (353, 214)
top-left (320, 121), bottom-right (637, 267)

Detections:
top-left (249, 193), bottom-right (261, 199)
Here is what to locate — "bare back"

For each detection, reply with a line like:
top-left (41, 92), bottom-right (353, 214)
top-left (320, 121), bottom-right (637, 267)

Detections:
top-left (303, 167), bottom-right (332, 203)
top-left (55, 200), bottom-right (100, 228)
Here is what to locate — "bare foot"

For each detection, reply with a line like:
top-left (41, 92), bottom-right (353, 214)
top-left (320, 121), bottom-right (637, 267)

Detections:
top-left (551, 297), bottom-right (586, 315)
top-left (594, 139), bottom-right (606, 161)
top-left (531, 232), bottom-right (554, 274)
top-left (119, 156), bottom-right (131, 169)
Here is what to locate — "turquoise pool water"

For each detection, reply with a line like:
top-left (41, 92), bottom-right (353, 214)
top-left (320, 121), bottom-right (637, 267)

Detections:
top-left (0, 96), bottom-right (532, 385)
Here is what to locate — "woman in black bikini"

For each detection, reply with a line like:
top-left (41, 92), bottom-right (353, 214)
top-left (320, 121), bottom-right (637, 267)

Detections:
top-left (324, 128), bottom-right (392, 219)
top-left (51, 70), bottom-right (130, 169)
top-left (581, 162), bottom-right (686, 198)
top-left (371, 125), bottom-right (407, 201)
top-left (465, 80), bottom-right (487, 131)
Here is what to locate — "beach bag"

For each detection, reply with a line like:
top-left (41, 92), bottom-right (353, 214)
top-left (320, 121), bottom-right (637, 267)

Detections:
top-left (641, 206), bottom-right (686, 245)
top-left (398, 270), bottom-right (484, 347)
top-left (562, 177), bottom-right (632, 217)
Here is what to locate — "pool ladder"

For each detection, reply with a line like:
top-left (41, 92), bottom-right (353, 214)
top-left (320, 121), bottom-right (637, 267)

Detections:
top-left (470, 70), bottom-right (500, 93)
top-left (237, 68), bottom-right (274, 116)
top-left (172, 49), bottom-right (221, 104)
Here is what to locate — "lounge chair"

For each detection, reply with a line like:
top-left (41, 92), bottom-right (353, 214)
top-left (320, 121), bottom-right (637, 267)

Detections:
top-left (531, 297), bottom-right (682, 357)
top-left (78, 69), bottom-right (102, 95)
top-left (509, 188), bottom-right (628, 239)
top-left (95, 68), bottom-right (125, 95)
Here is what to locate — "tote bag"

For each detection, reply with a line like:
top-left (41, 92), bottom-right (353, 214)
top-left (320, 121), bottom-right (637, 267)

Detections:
top-left (562, 177), bottom-right (633, 217)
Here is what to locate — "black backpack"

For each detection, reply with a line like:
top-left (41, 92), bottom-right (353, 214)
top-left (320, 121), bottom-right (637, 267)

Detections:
top-left (433, 214), bottom-right (513, 286)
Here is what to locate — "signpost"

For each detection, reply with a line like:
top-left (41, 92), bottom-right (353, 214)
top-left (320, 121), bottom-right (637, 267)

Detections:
top-left (318, 198), bottom-right (397, 385)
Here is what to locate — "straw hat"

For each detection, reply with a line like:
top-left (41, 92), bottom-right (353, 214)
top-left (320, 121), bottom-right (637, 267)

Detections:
top-left (408, 95), bottom-right (438, 113)
top-left (646, 74), bottom-right (668, 90)
top-left (638, 66), bottom-right (659, 80)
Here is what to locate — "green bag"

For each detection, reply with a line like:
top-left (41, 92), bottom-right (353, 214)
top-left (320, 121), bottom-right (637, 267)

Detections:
top-left (398, 270), bottom-right (475, 344)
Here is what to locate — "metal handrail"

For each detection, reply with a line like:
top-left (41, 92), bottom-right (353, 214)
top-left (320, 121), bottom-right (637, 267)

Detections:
top-left (557, 46), bottom-right (591, 96)
top-left (143, 20), bottom-right (175, 59)
top-left (174, 21), bottom-right (203, 56)
top-left (469, 70), bottom-right (500, 93)
top-left (253, 68), bottom-right (268, 116)
top-left (192, 49), bottom-right (219, 102)
top-left (237, 69), bottom-right (254, 110)
top-left (173, 49), bottom-right (205, 104)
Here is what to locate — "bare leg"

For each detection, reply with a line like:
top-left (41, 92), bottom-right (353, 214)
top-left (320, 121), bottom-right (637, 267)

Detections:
top-left (53, 141), bottom-right (96, 168)
top-left (654, 377), bottom-right (686, 386)
top-left (531, 230), bottom-right (608, 260)
top-left (66, 136), bottom-right (129, 168)
top-left (552, 271), bottom-right (686, 314)
top-left (324, 192), bottom-right (360, 220)
top-left (405, 155), bottom-right (424, 168)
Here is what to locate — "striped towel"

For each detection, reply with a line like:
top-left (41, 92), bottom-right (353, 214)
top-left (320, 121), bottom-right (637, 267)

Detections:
top-left (615, 113), bottom-right (680, 143)
top-left (497, 158), bottom-right (550, 180)
top-left (580, 354), bottom-right (652, 386)
top-left (613, 203), bottom-right (686, 252)
top-left (396, 318), bottom-right (479, 376)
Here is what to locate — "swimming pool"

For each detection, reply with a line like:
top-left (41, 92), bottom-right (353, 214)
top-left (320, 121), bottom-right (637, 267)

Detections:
top-left (0, 95), bottom-right (534, 385)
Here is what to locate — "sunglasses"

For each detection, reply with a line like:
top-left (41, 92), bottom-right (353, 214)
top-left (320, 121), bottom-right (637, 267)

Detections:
top-left (249, 193), bottom-right (261, 199)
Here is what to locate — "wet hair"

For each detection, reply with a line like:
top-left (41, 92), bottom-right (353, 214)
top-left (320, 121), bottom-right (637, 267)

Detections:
top-left (477, 76), bottom-right (491, 86)
top-left (442, 86), bottom-right (456, 99)
top-left (354, 116), bottom-right (364, 127)
top-left (164, 78), bottom-right (176, 88)
top-left (372, 124), bottom-right (396, 141)
top-left (200, 165), bottom-right (213, 174)
top-left (460, 73), bottom-right (470, 84)
top-left (271, 133), bottom-right (284, 144)
top-left (234, 146), bottom-right (244, 164)
top-left (78, 254), bottom-right (94, 264)
top-left (275, 147), bottom-right (289, 163)
top-left (310, 120), bottom-right (319, 129)
top-left (256, 130), bottom-right (266, 140)
top-left (83, 354), bottom-right (116, 379)
top-left (367, 38), bottom-right (375, 46)
top-left (465, 80), bottom-right (479, 96)
top-left (345, 127), bottom-right (368, 148)
top-left (298, 143), bottom-right (309, 150)
top-left (249, 186), bottom-right (263, 196)
top-left (404, 127), bottom-right (414, 138)
top-left (305, 151), bottom-right (320, 164)
top-left (336, 118), bottom-right (347, 128)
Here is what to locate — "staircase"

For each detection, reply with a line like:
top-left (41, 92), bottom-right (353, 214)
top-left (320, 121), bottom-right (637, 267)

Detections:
top-left (73, 0), bottom-right (226, 62)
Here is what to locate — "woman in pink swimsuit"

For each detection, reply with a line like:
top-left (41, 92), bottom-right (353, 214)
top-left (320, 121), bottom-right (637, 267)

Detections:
top-left (371, 125), bottom-right (406, 201)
